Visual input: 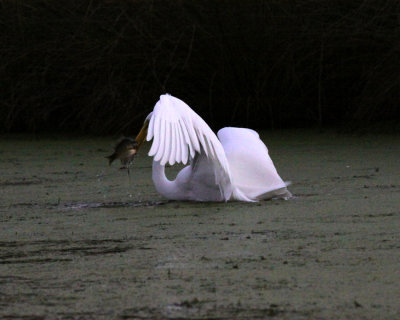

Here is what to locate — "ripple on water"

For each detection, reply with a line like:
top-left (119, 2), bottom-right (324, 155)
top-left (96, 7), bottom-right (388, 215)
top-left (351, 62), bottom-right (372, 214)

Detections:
top-left (59, 200), bottom-right (170, 211)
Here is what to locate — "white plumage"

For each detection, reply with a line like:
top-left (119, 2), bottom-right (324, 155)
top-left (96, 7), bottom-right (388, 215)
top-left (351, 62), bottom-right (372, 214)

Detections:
top-left (137, 94), bottom-right (291, 202)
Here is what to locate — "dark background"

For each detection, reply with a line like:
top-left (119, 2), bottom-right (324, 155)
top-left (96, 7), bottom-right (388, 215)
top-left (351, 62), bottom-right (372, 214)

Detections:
top-left (1, 0), bottom-right (399, 134)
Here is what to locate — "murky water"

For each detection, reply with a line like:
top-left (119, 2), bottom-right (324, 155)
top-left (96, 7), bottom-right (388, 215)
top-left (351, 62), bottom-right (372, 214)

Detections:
top-left (1, 131), bottom-right (399, 319)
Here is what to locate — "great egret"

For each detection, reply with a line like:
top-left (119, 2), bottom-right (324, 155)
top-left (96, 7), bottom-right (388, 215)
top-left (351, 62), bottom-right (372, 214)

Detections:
top-left (130, 94), bottom-right (291, 202)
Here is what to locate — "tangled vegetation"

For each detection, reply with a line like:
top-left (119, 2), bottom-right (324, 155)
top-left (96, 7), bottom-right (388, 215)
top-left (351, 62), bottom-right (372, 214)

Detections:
top-left (1, 0), bottom-right (399, 133)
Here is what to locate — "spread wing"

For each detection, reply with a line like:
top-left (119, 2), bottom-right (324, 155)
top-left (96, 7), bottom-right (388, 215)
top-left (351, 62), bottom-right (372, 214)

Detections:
top-left (146, 94), bottom-right (249, 201)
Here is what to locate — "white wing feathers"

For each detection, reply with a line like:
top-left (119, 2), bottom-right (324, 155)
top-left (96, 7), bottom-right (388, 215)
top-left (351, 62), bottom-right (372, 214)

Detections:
top-left (146, 94), bottom-right (250, 201)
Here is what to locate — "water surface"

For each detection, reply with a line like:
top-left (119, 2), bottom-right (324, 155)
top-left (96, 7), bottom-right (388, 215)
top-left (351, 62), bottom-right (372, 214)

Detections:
top-left (1, 131), bottom-right (399, 319)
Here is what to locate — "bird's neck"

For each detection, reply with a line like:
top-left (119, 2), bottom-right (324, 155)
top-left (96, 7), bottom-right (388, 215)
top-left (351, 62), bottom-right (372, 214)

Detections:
top-left (152, 161), bottom-right (181, 200)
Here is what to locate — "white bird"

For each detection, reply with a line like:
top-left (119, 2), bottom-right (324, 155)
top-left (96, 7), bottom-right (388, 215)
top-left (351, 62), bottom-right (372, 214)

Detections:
top-left (132, 94), bottom-right (291, 202)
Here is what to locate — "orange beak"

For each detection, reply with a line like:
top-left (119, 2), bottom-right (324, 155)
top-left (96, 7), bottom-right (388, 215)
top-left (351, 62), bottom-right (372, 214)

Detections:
top-left (135, 119), bottom-right (149, 150)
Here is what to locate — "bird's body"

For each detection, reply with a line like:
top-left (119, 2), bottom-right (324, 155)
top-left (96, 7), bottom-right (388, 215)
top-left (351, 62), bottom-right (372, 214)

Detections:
top-left (132, 94), bottom-right (291, 202)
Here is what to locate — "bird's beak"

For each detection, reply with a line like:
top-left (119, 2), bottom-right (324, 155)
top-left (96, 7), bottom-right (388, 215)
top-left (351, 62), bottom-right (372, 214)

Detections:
top-left (134, 119), bottom-right (149, 151)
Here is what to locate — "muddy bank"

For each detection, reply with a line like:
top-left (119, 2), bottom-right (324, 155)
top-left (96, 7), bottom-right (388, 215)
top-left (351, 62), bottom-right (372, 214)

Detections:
top-left (0, 131), bottom-right (399, 319)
